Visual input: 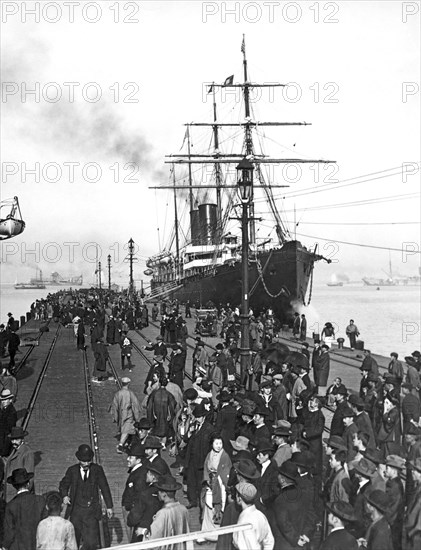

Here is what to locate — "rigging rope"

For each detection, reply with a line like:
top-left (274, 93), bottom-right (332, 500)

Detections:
top-left (295, 232), bottom-right (421, 254)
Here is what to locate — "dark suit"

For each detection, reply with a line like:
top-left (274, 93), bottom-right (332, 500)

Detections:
top-left (0, 403), bottom-right (17, 456)
top-left (185, 420), bottom-right (214, 506)
top-left (3, 491), bottom-right (45, 550)
top-left (366, 516), bottom-right (393, 550)
top-left (59, 463), bottom-right (113, 550)
top-left (271, 484), bottom-right (306, 550)
top-left (256, 459), bottom-right (279, 513)
top-left (354, 410), bottom-right (376, 449)
top-left (320, 528), bottom-right (358, 550)
top-left (122, 464), bottom-right (147, 511)
top-left (330, 400), bottom-right (347, 437)
top-left (216, 404), bottom-right (237, 453)
top-left (127, 482), bottom-right (162, 542)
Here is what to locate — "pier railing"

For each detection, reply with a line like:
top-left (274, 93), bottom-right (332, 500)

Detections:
top-left (101, 523), bottom-right (252, 550)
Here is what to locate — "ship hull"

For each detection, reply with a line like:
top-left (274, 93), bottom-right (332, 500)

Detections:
top-left (150, 241), bottom-right (315, 322)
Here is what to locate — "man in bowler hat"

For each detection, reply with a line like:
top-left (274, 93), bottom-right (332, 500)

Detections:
top-left (59, 444), bottom-right (113, 550)
top-left (3, 468), bottom-right (45, 550)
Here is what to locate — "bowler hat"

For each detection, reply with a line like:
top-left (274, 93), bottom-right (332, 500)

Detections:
top-left (126, 441), bottom-right (145, 458)
top-left (255, 439), bottom-right (274, 455)
top-left (412, 350), bottom-right (421, 358)
top-left (235, 481), bottom-right (257, 503)
top-left (409, 457), bottom-right (421, 473)
top-left (75, 444), bottom-right (94, 462)
top-left (365, 490), bottom-right (389, 514)
top-left (253, 407), bottom-right (269, 417)
top-left (405, 356), bottom-right (417, 366)
top-left (342, 406), bottom-right (354, 418)
top-left (240, 399), bottom-right (257, 416)
top-left (154, 474), bottom-right (181, 492)
top-left (323, 435), bottom-right (347, 452)
top-left (291, 451), bottom-right (314, 471)
top-left (147, 461), bottom-right (169, 477)
top-left (156, 335), bottom-right (163, 341)
top-left (153, 355), bottom-right (164, 363)
top-left (273, 374), bottom-right (283, 381)
top-left (234, 458), bottom-right (260, 480)
top-left (192, 402), bottom-right (207, 418)
top-left (7, 468), bottom-right (34, 485)
top-left (143, 436), bottom-right (163, 449)
top-left (230, 436), bottom-right (250, 452)
top-left (326, 501), bottom-right (356, 523)
top-left (385, 454), bottom-right (406, 470)
top-left (135, 417), bottom-right (152, 430)
top-left (121, 377), bottom-right (131, 385)
top-left (278, 460), bottom-right (298, 480)
top-left (272, 419), bottom-right (292, 430)
top-left (354, 458), bottom-right (376, 478)
top-left (8, 426), bottom-right (28, 439)
top-left (348, 394), bottom-right (365, 408)
top-left (216, 343), bottom-right (224, 350)
top-left (335, 386), bottom-right (348, 396)
top-left (201, 380), bottom-right (212, 392)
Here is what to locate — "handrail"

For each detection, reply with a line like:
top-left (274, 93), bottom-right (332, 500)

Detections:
top-left (101, 522), bottom-right (252, 550)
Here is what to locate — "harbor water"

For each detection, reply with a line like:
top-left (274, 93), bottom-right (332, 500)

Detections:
top-left (1, 283), bottom-right (419, 358)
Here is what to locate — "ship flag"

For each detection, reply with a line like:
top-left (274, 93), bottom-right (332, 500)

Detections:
top-left (241, 35), bottom-right (246, 54)
top-left (223, 75), bottom-right (234, 86)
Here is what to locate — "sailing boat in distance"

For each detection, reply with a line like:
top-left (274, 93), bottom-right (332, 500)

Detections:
top-left (327, 274), bottom-right (343, 287)
top-left (146, 38), bottom-right (334, 322)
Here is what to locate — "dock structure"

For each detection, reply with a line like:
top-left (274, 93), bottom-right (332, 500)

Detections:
top-left (10, 310), bottom-right (393, 547)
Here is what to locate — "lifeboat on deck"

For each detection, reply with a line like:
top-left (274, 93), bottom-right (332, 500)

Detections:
top-left (0, 197), bottom-right (25, 240)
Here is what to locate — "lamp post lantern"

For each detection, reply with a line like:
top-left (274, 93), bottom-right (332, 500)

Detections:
top-left (236, 157), bottom-right (254, 382)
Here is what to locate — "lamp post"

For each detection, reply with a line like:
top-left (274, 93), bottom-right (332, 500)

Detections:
top-left (236, 157), bottom-right (254, 383)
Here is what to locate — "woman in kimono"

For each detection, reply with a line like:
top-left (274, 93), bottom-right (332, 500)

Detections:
top-left (198, 433), bottom-right (232, 543)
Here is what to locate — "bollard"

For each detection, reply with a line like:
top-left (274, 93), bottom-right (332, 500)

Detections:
top-left (26, 312), bottom-right (32, 322)
top-left (337, 337), bottom-right (345, 349)
top-left (20, 316), bottom-right (26, 328)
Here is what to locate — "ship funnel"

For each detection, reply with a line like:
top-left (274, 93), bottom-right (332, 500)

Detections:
top-left (199, 203), bottom-right (217, 245)
top-left (190, 209), bottom-right (201, 245)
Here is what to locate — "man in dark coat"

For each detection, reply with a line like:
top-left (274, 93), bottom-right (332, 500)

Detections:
top-left (215, 391), bottom-right (237, 454)
top-left (349, 394), bottom-right (376, 450)
top-left (271, 460), bottom-right (309, 549)
top-left (314, 344), bottom-right (330, 395)
top-left (0, 324), bottom-right (9, 358)
top-left (147, 378), bottom-right (176, 444)
top-left (168, 345), bottom-right (186, 389)
top-left (330, 387), bottom-right (348, 437)
top-left (364, 490), bottom-right (394, 550)
top-left (361, 350), bottom-right (379, 378)
top-left (255, 440), bottom-right (279, 515)
top-left (126, 460), bottom-right (166, 542)
top-left (3, 468), bottom-right (45, 550)
top-left (59, 444), bottom-right (113, 550)
top-left (121, 442), bottom-right (148, 541)
top-left (384, 454), bottom-right (405, 550)
top-left (320, 501), bottom-right (358, 550)
top-left (7, 329), bottom-right (20, 371)
top-left (184, 403), bottom-right (214, 508)
top-left (144, 335), bottom-right (167, 361)
top-left (401, 383), bottom-right (420, 434)
top-left (0, 388), bottom-right (17, 457)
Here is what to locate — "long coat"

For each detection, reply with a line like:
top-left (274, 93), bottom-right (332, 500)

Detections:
top-left (147, 387), bottom-right (176, 438)
top-left (4, 442), bottom-right (35, 501)
top-left (366, 516), bottom-right (393, 550)
top-left (314, 351), bottom-right (330, 386)
top-left (377, 406), bottom-right (402, 455)
top-left (215, 404), bottom-right (238, 453)
top-left (185, 421), bottom-right (214, 471)
top-left (0, 403), bottom-right (17, 456)
top-left (405, 482), bottom-right (421, 550)
top-left (271, 484), bottom-right (307, 550)
top-left (59, 463), bottom-right (113, 520)
top-left (110, 387), bottom-right (141, 436)
top-left (301, 408), bottom-right (325, 473)
top-left (3, 491), bottom-right (46, 550)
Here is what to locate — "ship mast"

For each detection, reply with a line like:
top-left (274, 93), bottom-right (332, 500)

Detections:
top-left (172, 164), bottom-right (180, 279)
top-left (241, 36), bottom-right (256, 244)
top-left (212, 85), bottom-right (223, 223)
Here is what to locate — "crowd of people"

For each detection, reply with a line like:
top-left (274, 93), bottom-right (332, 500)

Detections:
top-left (0, 290), bottom-right (420, 550)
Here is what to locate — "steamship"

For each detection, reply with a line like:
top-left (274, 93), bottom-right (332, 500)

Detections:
top-left (146, 39), bottom-right (333, 322)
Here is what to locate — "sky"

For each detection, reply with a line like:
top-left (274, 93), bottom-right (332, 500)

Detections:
top-left (1, 0), bottom-right (420, 286)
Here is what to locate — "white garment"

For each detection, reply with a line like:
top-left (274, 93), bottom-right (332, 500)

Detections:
top-left (233, 504), bottom-right (274, 550)
top-left (36, 516), bottom-right (77, 550)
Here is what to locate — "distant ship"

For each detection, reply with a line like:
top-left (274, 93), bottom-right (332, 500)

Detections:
top-left (15, 269), bottom-right (46, 290)
top-left (327, 274), bottom-right (344, 287)
top-left (362, 257), bottom-right (420, 286)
